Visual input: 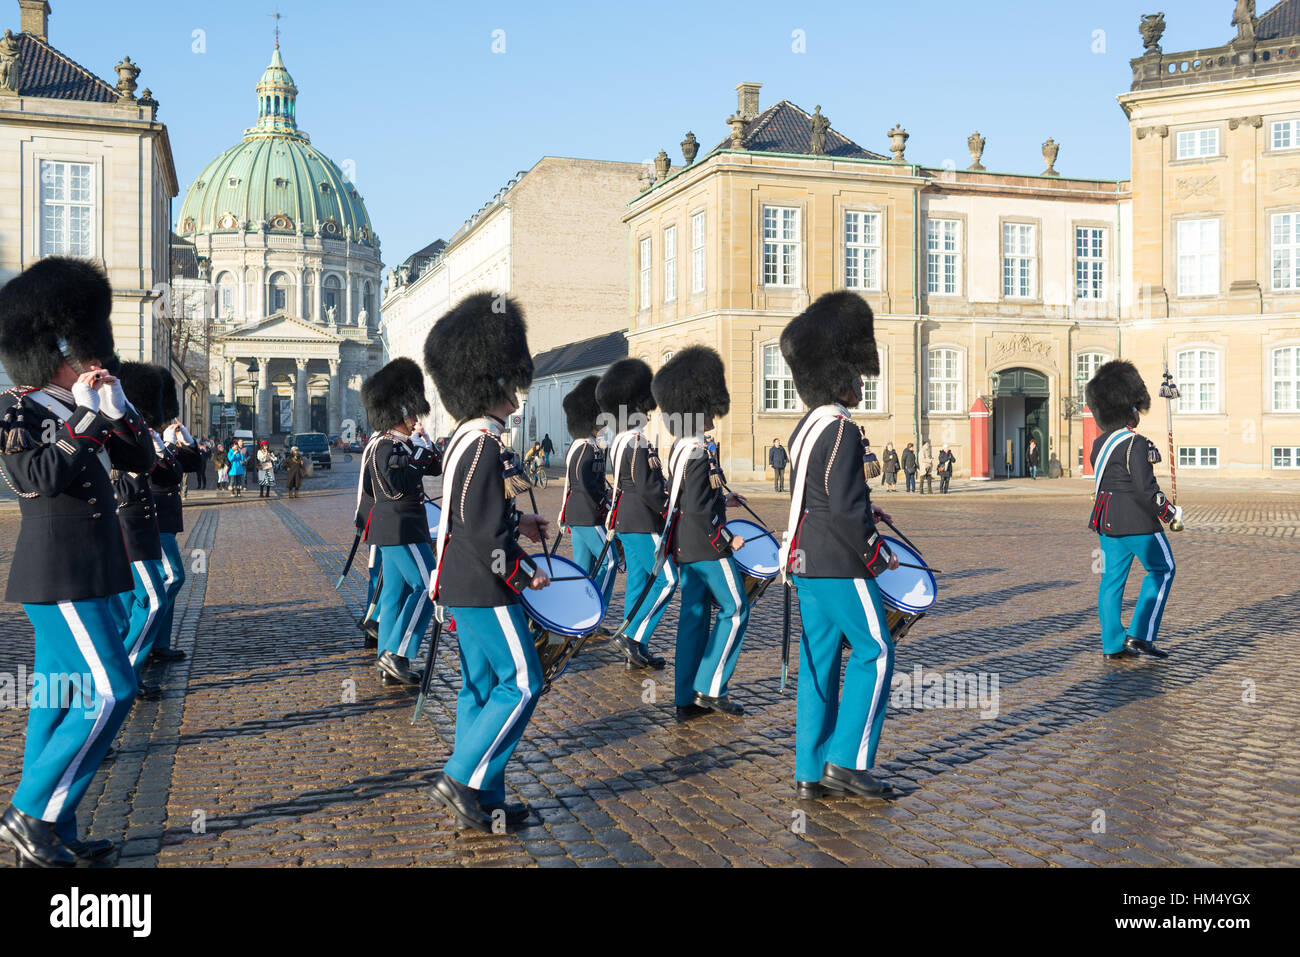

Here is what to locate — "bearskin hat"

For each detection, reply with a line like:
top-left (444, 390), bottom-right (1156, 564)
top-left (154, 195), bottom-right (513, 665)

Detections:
top-left (0, 257), bottom-right (115, 388)
top-left (423, 292), bottom-right (533, 422)
top-left (779, 291), bottom-right (879, 408)
top-left (362, 357), bottom-right (430, 433)
top-left (1085, 359), bottom-right (1151, 432)
top-left (563, 375), bottom-right (602, 440)
top-left (155, 366), bottom-right (180, 423)
top-left (596, 358), bottom-right (656, 419)
top-left (116, 362), bottom-right (164, 429)
top-left (652, 346), bottom-right (730, 436)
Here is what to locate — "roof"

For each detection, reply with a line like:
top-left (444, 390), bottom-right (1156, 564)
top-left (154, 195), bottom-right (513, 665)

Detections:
top-left (532, 330), bottom-right (628, 378)
top-left (1258, 0), bottom-right (1300, 40)
top-left (10, 32), bottom-right (118, 102)
top-left (170, 233), bottom-right (202, 279)
top-left (404, 239), bottom-right (446, 265)
top-left (708, 99), bottom-right (888, 161)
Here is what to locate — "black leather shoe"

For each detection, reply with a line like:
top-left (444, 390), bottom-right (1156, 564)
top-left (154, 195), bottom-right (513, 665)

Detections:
top-left (150, 648), bottom-right (186, 663)
top-left (820, 763), bottom-right (893, 798)
top-left (1124, 637), bottom-right (1169, 659)
top-left (63, 836), bottom-right (117, 863)
top-left (614, 635), bottom-right (664, 671)
top-left (377, 651), bottom-right (422, 686)
top-left (362, 634), bottom-right (379, 649)
top-left (429, 773), bottom-right (492, 833)
top-left (480, 801), bottom-right (531, 826)
top-left (795, 781), bottom-right (831, 800)
top-left (137, 682), bottom-right (163, 701)
top-left (1103, 648), bottom-right (1142, 660)
top-left (0, 806), bottom-right (75, 868)
top-left (675, 704), bottom-right (710, 721)
top-left (694, 692), bottom-right (743, 716)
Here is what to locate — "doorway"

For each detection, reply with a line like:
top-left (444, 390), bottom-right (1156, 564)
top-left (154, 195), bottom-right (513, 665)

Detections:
top-left (992, 368), bottom-right (1050, 478)
top-left (311, 395), bottom-right (328, 435)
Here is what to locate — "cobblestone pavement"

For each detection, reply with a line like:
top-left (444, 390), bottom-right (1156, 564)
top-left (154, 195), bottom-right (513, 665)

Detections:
top-left (1, 460), bottom-right (1297, 867)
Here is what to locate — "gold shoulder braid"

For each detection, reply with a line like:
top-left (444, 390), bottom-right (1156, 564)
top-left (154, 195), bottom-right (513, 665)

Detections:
top-left (500, 448), bottom-right (533, 498)
top-left (1, 402), bottom-right (38, 455)
top-left (646, 442), bottom-right (663, 472)
top-left (1147, 438), bottom-right (1161, 464)
top-left (708, 452), bottom-right (725, 490)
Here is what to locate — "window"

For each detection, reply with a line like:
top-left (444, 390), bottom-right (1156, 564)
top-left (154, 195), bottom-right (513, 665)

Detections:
top-left (1272, 346), bottom-right (1300, 411)
top-left (691, 211), bottom-right (706, 294)
top-left (844, 210), bottom-right (881, 291)
top-left (1075, 227), bottom-right (1106, 299)
top-left (1273, 120), bottom-right (1299, 150)
top-left (1176, 128), bottom-right (1219, 159)
top-left (662, 351), bottom-right (675, 365)
top-left (927, 348), bottom-right (962, 413)
top-left (762, 344), bottom-right (798, 412)
top-left (639, 237), bottom-right (651, 310)
top-left (1272, 213), bottom-right (1300, 291)
top-left (1075, 352), bottom-right (1108, 387)
top-left (1273, 447), bottom-right (1300, 469)
top-left (1177, 219), bottom-right (1219, 296)
top-left (663, 225), bottom-right (677, 303)
top-left (762, 206), bottom-right (800, 287)
top-left (323, 275), bottom-right (341, 318)
top-left (1178, 447), bottom-right (1219, 468)
top-left (40, 161), bottom-right (94, 257)
top-left (1176, 349), bottom-right (1219, 413)
top-left (216, 272), bottom-right (236, 318)
top-left (268, 272), bottom-right (291, 313)
top-left (926, 219), bottom-right (960, 295)
top-left (856, 357), bottom-right (885, 413)
top-left (1002, 223), bottom-right (1035, 298)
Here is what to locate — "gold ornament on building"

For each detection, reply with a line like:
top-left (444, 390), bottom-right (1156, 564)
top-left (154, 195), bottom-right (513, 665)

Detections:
top-left (967, 130), bottom-right (986, 170)
top-left (1041, 137), bottom-right (1060, 176)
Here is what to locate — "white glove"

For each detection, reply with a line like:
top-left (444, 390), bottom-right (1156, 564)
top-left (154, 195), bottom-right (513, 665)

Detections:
top-left (72, 380), bottom-right (101, 413)
top-left (1171, 505), bottom-right (1184, 525)
top-left (97, 379), bottom-right (130, 420)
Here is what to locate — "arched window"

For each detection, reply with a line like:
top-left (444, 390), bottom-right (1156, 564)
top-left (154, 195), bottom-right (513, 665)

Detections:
top-left (268, 272), bottom-right (291, 314)
top-left (1074, 352), bottom-right (1108, 390)
top-left (1272, 346), bottom-right (1300, 412)
top-left (927, 348), bottom-right (962, 413)
top-left (323, 275), bottom-right (342, 320)
top-left (216, 272), bottom-right (236, 319)
top-left (363, 281), bottom-right (374, 322)
top-left (274, 95), bottom-right (281, 115)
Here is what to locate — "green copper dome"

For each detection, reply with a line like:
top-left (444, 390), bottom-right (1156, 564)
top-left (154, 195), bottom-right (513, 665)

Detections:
top-left (176, 45), bottom-right (377, 249)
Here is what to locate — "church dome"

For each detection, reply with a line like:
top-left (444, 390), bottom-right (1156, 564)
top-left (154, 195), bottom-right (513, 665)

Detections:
top-left (176, 44), bottom-right (377, 249)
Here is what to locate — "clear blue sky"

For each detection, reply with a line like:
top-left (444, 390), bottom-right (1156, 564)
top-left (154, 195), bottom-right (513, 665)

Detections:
top-left (45, 0), bottom-right (1249, 267)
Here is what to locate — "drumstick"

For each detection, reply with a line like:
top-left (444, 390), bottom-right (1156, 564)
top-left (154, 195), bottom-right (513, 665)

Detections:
top-left (524, 486), bottom-right (555, 575)
top-left (721, 483), bottom-right (779, 546)
top-left (880, 516), bottom-right (922, 556)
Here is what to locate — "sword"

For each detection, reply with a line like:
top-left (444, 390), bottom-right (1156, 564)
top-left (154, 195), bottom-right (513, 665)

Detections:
top-left (1159, 361), bottom-right (1185, 532)
top-left (335, 531), bottom-right (362, 589)
top-left (780, 578), bottom-right (792, 692)
top-left (411, 612), bottom-right (443, 726)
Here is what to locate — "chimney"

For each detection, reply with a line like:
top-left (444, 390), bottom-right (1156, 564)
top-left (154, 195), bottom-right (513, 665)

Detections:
top-left (19, 1), bottom-right (50, 42)
top-left (735, 82), bottom-right (761, 122)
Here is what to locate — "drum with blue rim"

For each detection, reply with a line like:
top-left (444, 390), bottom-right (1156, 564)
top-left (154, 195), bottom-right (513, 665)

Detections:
top-left (519, 553), bottom-right (606, 689)
top-left (725, 519), bottom-right (780, 606)
top-left (873, 535), bottom-right (937, 642)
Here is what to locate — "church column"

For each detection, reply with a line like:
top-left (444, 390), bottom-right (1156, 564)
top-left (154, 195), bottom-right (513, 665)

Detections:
top-left (295, 358), bottom-right (310, 434)
top-left (238, 267), bottom-right (248, 321)
top-left (223, 358), bottom-right (235, 400)
top-left (345, 272), bottom-right (354, 325)
top-left (328, 358), bottom-right (342, 436)
top-left (257, 357), bottom-right (272, 436)
top-left (316, 270), bottom-right (324, 322)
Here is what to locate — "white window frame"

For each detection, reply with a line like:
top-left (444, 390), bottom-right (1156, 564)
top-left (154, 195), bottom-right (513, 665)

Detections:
top-left (762, 206), bottom-right (800, 287)
top-left (663, 225), bottom-right (677, 303)
top-left (927, 347), bottom-right (962, 414)
top-left (1272, 446), bottom-right (1300, 469)
top-left (1001, 223), bottom-right (1036, 299)
top-left (844, 210), bottom-right (882, 291)
top-left (1075, 352), bottom-right (1109, 387)
top-left (1176, 219), bottom-right (1220, 297)
top-left (926, 218), bottom-right (961, 296)
top-left (1177, 446), bottom-right (1219, 468)
top-left (638, 237), bottom-right (652, 311)
top-left (761, 343), bottom-right (799, 412)
top-left (1271, 120), bottom-right (1299, 151)
top-left (1075, 226), bottom-right (1106, 300)
top-left (1176, 348), bottom-right (1220, 414)
top-left (216, 272), bottom-right (236, 318)
top-left (40, 160), bottom-right (95, 258)
top-left (1175, 128), bottom-right (1219, 160)
top-left (1272, 212), bottom-right (1300, 292)
top-left (690, 211), bottom-right (706, 295)
top-left (1271, 345), bottom-right (1300, 412)
top-left (268, 272), bottom-right (291, 314)
top-left (855, 349), bottom-right (887, 414)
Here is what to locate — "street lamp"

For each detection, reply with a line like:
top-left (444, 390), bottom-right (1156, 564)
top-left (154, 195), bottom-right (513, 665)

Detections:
top-left (1062, 370), bottom-right (1088, 418)
top-left (988, 370), bottom-right (1001, 404)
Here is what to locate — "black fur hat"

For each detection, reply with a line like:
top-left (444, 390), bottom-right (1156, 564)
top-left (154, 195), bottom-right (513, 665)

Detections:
top-left (1086, 359), bottom-right (1150, 432)
top-left (0, 257), bottom-right (115, 388)
top-left (116, 362), bottom-right (164, 429)
top-left (779, 291), bottom-right (879, 408)
top-left (362, 357), bottom-right (431, 433)
top-left (596, 358), bottom-right (656, 418)
top-left (652, 346), bottom-right (730, 436)
top-left (563, 375), bottom-right (602, 440)
top-left (423, 292), bottom-right (533, 422)
top-left (155, 366), bottom-right (180, 423)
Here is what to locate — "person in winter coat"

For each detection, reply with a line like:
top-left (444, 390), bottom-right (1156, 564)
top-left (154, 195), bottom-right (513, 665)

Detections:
top-left (227, 440), bottom-right (246, 496)
top-left (284, 446), bottom-right (307, 498)
top-left (920, 441), bottom-right (935, 494)
top-left (882, 442), bottom-right (900, 491)
top-left (540, 433), bottom-right (554, 467)
top-left (901, 442), bottom-right (918, 492)
top-left (1027, 438), bottom-right (1040, 480)
top-left (255, 440), bottom-right (275, 497)
top-left (213, 443), bottom-right (229, 489)
top-left (938, 444), bottom-right (956, 494)
top-left (769, 438), bottom-right (789, 492)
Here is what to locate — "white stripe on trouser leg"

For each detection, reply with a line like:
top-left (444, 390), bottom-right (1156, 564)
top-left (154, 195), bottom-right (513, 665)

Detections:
top-left (468, 607), bottom-right (533, 790)
top-left (596, 529), bottom-right (616, 593)
top-left (161, 549), bottom-right (177, 588)
top-left (1146, 533), bottom-right (1175, 644)
top-left (368, 545), bottom-right (376, 569)
top-left (707, 560), bottom-right (745, 697)
top-left (632, 536), bottom-right (675, 646)
top-left (852, 579), bottom-right (890, 770)
top-left (127, 561), bottom-right (162, 667)
top-left (398, 545), bottom-right (432, 658)
top-left (45, 602), bottom-right (117, 822)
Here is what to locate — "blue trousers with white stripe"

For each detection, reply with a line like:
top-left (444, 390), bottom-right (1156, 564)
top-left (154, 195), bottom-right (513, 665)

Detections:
top-left (675, 556), bottom-right (749, 706)
top-left (443, 604), bottom-right (544, 804)
top-left (378, 543), bottom-right (436, 660)
top-left (13, 600), bottom-right (137, 840)
top-left (569, 524), bottom-right (617, 615)
top-left (1098, 532), bottom-right (1175, 654)
top-left (120, 558), bottom-right (166, 680)
top-left (152, 533), bottom-right (186, 653)
top-left (619, 532), bottom-right (677, 654)
top-left (793, 576), bottom-right (894, 782)
top-left (366, 546), bottom-right (382, 620)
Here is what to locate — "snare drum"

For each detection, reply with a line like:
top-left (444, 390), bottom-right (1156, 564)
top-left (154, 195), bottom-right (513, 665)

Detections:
top-left (725, 519), bottom-right (780, 606)
top-left (519, 554), bottom-right (605, 689)
top-left (873, 536), bottom-right (937, 642)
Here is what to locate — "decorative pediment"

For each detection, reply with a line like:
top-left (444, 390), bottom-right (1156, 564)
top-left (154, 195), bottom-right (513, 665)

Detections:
top-left (216, 313), bottom-right (345, 344)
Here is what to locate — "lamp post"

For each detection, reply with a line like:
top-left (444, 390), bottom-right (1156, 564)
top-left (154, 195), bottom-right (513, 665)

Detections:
top-left (1062, 370), bottom-right (1088, 476)
top-left (246, 359), bottom-right (260, 437)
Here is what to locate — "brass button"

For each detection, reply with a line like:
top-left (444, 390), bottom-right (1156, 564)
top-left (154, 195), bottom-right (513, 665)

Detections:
top-left (82, 482), bottom-right (92, 488)
top-left (92, 512), bottom-right (101, 519)
top-left (88, 498), bottom-right (97, 505)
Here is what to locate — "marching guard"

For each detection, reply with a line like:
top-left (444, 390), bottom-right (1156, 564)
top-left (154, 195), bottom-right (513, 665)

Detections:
top-left (1085, 360), bottom-right (1182, 660)
top-left (423, 292), bottom-right (550, 833)
top-left (559, 375), bottom-right (617, 614)
top-left (359, 358), bottom-right (443, 687)
top-left (779, 292), bottom-right (899, 800)
top-left (0, 258), bottom-right (154, 866)
top-left (652, 346), bottom-right (751, 719)
top-left (597, 358), bottom-right (672, 670)
top-left (355, 429), bottom-right (382, 649)
top-left (154, 371), bottom-right (200, 665)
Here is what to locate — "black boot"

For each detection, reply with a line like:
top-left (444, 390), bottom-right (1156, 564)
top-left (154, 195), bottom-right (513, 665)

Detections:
top-left (0, 805), bottom-right (76, 868)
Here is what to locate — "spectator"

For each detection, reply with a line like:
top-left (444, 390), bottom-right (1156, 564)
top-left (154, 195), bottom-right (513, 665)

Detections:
top-left (196, 439), bottom-right (212, 490)
top-left (882, 442), bottom-right (900, 492)
top-left (284, 446), bottom-right (307, 499)
top-left (705, 433), bottom-right (718, 461)
top-left (214, 442), bottom-right (229, 490)
top-left (541, 433), bottom-right (554, 468)
top-left (938, 444), bottom-right (956, 494)
top-left (1027, 438), bottom-right (1040, 480)
top-left (227, 439), bottom-right (246, 497)
top-left (920, 440), bottom-right (935, 494)
top-left (255, 440), bottom-right (276, 498)
top-left (768, 438), bottom-right (788, 493)
top-left (902, 442), bottom-right (918, 493)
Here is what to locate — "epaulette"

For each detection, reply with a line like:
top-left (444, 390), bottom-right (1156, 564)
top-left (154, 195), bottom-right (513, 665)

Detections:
top-left (1147, 438), bottom-right (1161, 464)
top-left (0, 397), bottom-right (39, 454)
top-left (500, 448), bottom-right (532, 497)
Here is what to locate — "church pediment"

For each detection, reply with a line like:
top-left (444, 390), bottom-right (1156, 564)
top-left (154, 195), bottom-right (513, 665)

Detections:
top-left (216, 314), bottom-right (346, 344)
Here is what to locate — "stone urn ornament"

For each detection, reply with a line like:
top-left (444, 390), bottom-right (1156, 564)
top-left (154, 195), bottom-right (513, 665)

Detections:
top-left (114, 55), bottom-right (140, 101)
top-left (1042, 137), bottom-right (1060, 176)
top-left (681, 131), bottom-right (698, 165)
top-left (1139, 12), bottom-right (1166, 55)
top-left (654, 150), bottom-right (670, 181)
top-left (888, 123), bottom-right (909, 162)
top-left (726, 113), bottom-right (746, 149)
top-left (967, 131), bottom-right (986, 171)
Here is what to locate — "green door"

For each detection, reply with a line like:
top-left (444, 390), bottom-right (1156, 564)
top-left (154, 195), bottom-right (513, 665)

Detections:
top-left (1025, 397), bottom-right (1048, 475)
